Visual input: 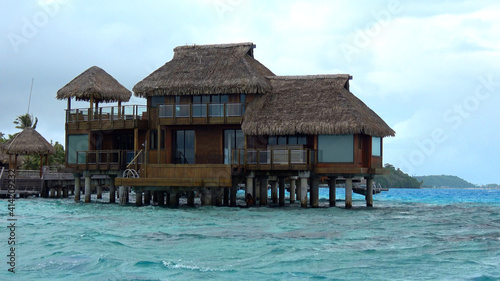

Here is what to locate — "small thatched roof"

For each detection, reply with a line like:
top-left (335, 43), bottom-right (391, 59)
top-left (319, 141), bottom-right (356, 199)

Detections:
top-left (242, 75), bottom-right (395, 137)
top-left (57, 66), bottom-right (131, 103)
top-left (133, 43), bottom-right (275, 97)
top-left (1, 128), bottom-right (55, 155)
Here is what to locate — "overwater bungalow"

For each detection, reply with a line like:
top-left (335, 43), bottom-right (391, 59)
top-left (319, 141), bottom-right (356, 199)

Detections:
top-left (58, 42), bottom-right (395, 208)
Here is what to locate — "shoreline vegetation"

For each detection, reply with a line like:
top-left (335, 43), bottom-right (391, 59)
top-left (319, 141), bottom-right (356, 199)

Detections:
top-left (375, 163), bottom-right (498, 189)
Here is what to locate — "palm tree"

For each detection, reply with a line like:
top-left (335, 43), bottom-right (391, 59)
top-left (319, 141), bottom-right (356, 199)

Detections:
top-left (13, 113), bottom-right (38, 129)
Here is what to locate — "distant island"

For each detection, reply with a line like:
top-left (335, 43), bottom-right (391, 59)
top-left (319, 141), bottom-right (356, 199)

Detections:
top-left (374, 164), bottom-right (498, 189)
top-left (413, 175), bottom-right (476, 188)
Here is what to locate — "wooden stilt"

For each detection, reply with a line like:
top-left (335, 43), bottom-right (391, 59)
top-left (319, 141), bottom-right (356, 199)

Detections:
top-left (299, 171), bottom-right (309, 208)
top-left (187, 191), bottom-right (195, 206)
top-left (84, 173), bottom-right (91, 203)
top-left (157, 192), bottom-right (165, 206)
top-left (152, 190), bottom-right (158, 203)
top-left (230, 181), bottom-right (237, 207)
top-left (169, 192), bottom-right (179, 207)
top-left (345, 178), bottom-right (353, 209)
top-left (329, 177), bottom-right (337, 207)
top-left (223, 187), bottom-right (230, 206)
top-left (136, 191), bottom-right (143, 207)
top-left (310, 177), bottom-right (319, 208)
top-left (271, 180), bottom-right (278, 204)
top-left (97, 185), bottom-right (103, 199)
top-left (49, 187), bottom-right (56, 198)
top-left (119, 186), bottom-right (127, 205)
top-left (201, 188), bottom-right (212, 206)
top-left (144, 191), bottom-right (151, 205)
top-left (56, 186), bottom-right (62, 198)
top-left (278, 177), bottom-right (285, 207)
top-left (289, 178), bottom-right (296, 204)
top-left (246, 174), bottom-right (254, 207)
top-left (74, 174), bottom-right (81, 202)
top-left (254, 177), bottom-right (260, 201)
top-left (259, 177), bottom-right (268, 206)
top-left (366, 177), bottom-right (374, 207)
top-left (109, 176), bottom-right (116, 203)
top-left (296, 177), bottom-right (302, 202)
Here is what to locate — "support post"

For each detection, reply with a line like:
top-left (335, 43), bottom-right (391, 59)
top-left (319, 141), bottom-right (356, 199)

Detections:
top-left (223, 187), bottom-right (230, 206)
top-left (62, 187), bottom-right (68, 198)
top-left (74, 174), bottom-right (81, 202)
top-left (296, 177), bottom-right (301, 202)
top-left (201, 188), bottom-right (212, 206)
top-left (259, 177), bottom-right (268, 206)
top-left (310, 177), bottom-right (319, 208)
top-left (152, 190), bottom-right (158, 203)
top-left (169, 192), bottom-right (179, 207)
top-left (187, 191), bottom-right (195, 207)
top-left (278, 177), bottom-right (285, 207)
top-left (230, 179), bottom-right (237, 207)
top-left (144, 191), bottom-right (151, 205)
top-left (136, 190), bottom-right (143, 207)
top-left (56, 186), bottom-right (62, 198)
top-left (84, 172), bottom-right (91, 203)
top-left (49, 187), bottom-right (56, 198)
top-left (366, 177), bottom-right (374, 207)
top-left (97, 185), bottom-right (103, 199)
top-left (245, 173), bottom-right (254, 207)
top-left (109, 176), bottom-right (116, 203)
top-left (289, 177), bottom-right (296, 204)
top-left (345, 177), bottom-right (353, 209)
top-left (299, 171), bottom-right (310, 208)
top-left (270, 178), bottom-right (278, 204)
top-left (329, 177), bottom-right (337, 207)
top-left (157, 192), bottom-right (165, 206)
top-left (254, 177), bottom-right (260, 201)
top-left (119, 186), bottom-right (127, 205)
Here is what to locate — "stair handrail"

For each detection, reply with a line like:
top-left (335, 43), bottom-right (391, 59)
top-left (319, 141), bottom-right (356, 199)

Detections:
top-left (126, 150), bottom-right (143, 169)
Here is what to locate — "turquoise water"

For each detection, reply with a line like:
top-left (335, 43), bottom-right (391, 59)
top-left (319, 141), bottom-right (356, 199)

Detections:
top-left (1, 188), bottom-right (499, 280)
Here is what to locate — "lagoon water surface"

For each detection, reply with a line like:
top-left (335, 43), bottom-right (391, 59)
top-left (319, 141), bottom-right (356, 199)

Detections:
top-left (1, 188), bottom-right (499, 280)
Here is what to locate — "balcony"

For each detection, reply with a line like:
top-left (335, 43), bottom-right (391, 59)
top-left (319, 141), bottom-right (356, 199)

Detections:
top-left (158, 103), bottom-right (244, 125)
top-left (231, 148), bottom-right (316, 171)
top-left (66, 105), bottom-right (148, 131)
top-left (69, 150), bottom-right (144, 171)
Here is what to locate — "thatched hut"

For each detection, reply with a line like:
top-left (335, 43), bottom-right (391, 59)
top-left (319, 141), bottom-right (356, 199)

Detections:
top-left (1, 127), bottom-right (55, 176)
top-left (57, 66), bottom-right (132, 110)
top-left (242, 75), bottom-right (395, 137)
top-left (133, 43), bottom-right (274, 97)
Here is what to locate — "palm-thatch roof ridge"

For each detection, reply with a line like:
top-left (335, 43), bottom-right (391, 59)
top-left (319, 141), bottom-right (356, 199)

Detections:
top-left (1, 128), bottom-right (55, 155)
top-left (133, 43), bottom-right (275, 97)
top-left (57, 66), bottom-right (131, 103)
top-left (242, 75), bottom-right (395, 138)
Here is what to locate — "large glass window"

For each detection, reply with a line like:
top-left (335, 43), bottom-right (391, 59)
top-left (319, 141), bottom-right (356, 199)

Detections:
top-left (318, 135), bottom-right (354, 163)
top-left (67, 134), bottom-right (89, 164)
top-left (372, 137), bottom-right (381, 157)
top-left (224, 129), bottom-right (244, 164)
top-left (151, 96), bottom-right (164, 108)
top-left (174, 130), bottom-right (195, 164)
top-left (268, 135), bottom-right (307, 146)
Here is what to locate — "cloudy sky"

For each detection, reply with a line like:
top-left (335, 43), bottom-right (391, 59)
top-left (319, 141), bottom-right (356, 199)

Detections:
top-left (1, 0), bottom-right (499, 184)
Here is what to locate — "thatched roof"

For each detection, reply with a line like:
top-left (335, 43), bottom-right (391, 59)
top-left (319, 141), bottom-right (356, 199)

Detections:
top-left (57, 66), bottom-right (131, 103)
top-left (242, 75), bottom-right (395, 137)
top-left (1, 128), bottom-right (55, 155)
top-left (133, 43), bottom-right (274, 97)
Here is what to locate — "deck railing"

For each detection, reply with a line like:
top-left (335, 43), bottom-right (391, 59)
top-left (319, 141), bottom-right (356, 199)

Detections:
top-left (73, 150), bottom-right (144, 170)
top-left (158, 103), bottom-right (245, 119)
top-left (231, 148), bottom-right (316, 170)
top-left (66, 105), bottom-right (147, 123)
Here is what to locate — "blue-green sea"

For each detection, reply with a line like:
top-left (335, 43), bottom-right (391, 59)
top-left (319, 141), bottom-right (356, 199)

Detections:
top-left (1, 188), bottom-right (499, 281)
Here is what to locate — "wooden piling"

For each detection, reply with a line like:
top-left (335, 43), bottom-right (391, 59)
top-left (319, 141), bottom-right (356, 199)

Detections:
top-left (271, 180), bottom-right (278, 204)
top-left (223, 187), bottom-right (230, 206)
top-left (230, 182), bottom-right (237, 207)
top-left (345, 178), bottom-right (353, 209)
top-left (144, 191), bottom-right (151, 205)
top-left (246, 174), bottom-right (254, 206)
top-left (300, 177), bottom-right (308, 208)
top-left (289, 178), bottom-right (296, 204)
top-left (187, 191), bottom-right (195, 207)
top-left (157, 191), bottom-right (165, 206)
top-left (278, 177), bottom-right (285, 207)
top-left (97, 185), bottom-right (103, 199)
top-left (259, 177), bottom-right (268, 206)
top-left (74, 174), bottom-right (81, 202)
top-left (109, 176), bottom-right (116, 203)
top-left (136, 191), bottom-right (143, 207)
top-left (366, 177), bottom-right (374, 207)
top-left (169, 192), bottom-right (179, 207)
top-left (329, 177), bottom-right (337, 207)
top-left (84, 173), bottom-right (91, 203)
top-left (310, 177), bottom-right (319, 208)
top-left (119, 186), bottom-right (127, 205)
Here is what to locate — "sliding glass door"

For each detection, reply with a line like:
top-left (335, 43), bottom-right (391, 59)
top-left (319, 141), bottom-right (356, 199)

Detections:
top-left (174, 130), bottom-right (195, 164)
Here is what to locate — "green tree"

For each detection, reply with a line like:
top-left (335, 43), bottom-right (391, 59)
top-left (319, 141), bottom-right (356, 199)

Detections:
top-left (13, 113), bottom-right (38, 129)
